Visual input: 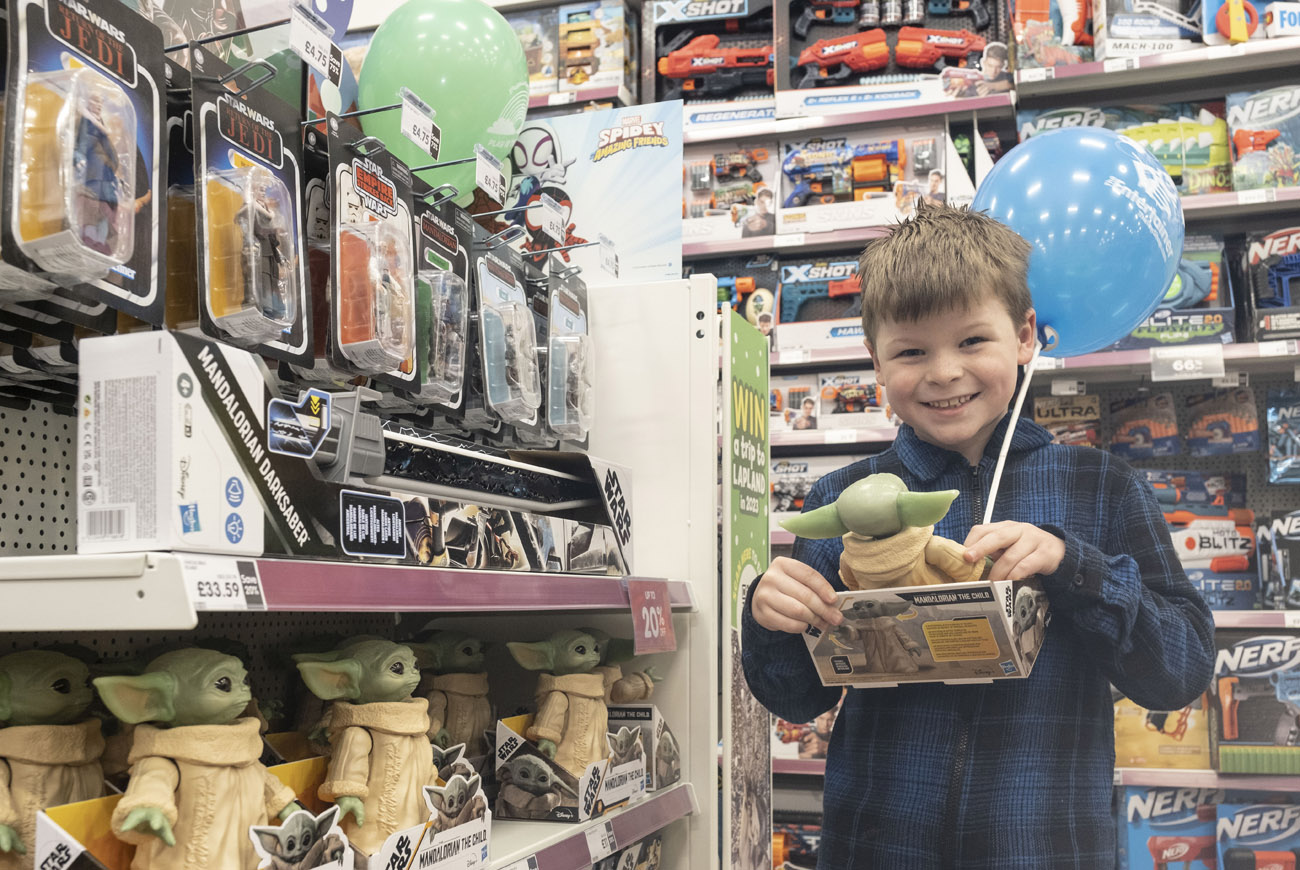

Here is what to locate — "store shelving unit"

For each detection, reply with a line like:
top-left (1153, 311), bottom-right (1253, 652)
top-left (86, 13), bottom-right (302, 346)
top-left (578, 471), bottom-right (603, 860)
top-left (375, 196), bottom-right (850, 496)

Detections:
top-left (771, 427), bottom-right (897, 450)
top-left (1115, 769), bottom-right (1300, 791)
top-left (528, 84), bottom-right (634, 111)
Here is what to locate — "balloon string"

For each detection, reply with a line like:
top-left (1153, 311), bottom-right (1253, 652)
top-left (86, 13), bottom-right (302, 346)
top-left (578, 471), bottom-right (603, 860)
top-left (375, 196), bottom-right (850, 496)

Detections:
top-left (983, 340), bottom-right (1042, 526)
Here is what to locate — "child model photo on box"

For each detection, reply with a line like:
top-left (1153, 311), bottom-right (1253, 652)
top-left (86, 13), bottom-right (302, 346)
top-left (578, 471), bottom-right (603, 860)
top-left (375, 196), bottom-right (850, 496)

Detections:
top-left (743, 202), bottom-right (1214, 868)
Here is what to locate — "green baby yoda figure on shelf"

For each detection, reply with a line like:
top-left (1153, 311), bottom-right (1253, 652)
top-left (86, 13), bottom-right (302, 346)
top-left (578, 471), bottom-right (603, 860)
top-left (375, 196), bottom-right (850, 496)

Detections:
top-left (0, 650), bottom-right (105, 870)
top-left (580, 628), bottom-right (662, 704)
top-left (93, 648), bottom-right (300, 870)
top-left (406, 630), bottom-right (493, 757)
top-left (507, 629), bottom-right (607, 777)
top-left (781, 473), bottom-right (990, 590)
top-left (296, 639), bottom-right (436, 856)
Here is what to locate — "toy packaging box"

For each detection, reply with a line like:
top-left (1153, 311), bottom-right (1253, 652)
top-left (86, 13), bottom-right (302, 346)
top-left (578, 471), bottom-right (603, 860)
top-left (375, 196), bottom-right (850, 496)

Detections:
top-left (1203, 0), bottom-right (1268, 43)
top-left (682, 141), bottom-right (779, 244)
top-left (772, 692), bottom-right (844, 759)
top-left (1258, 509), bottom-right (1300, 610)
top-left (801, 578), bottom-right (1050, 687)
top-left (1142, 468), bottom-right (1247, 509)
top-left (1013, 0), bottom-right (1092, 69)
top-left (776, 128), bottom-right (951, 233)
top-left (1190, 568), bottom-right (1262, 611)
top-left (1033, 394), bottom-right (1101, 447)
top-left (643, 0), bottom-right (776, 137)
top-left (557, 0), bottom-right (638, 94)
top-left (772, 0), bottom-right (1013, 119)
top-left (770, 374), bottom-right (822, 431)
top-left (508, 7), bottom-right (560, 96)
top-left (1103, 235), bottom-right (1236, 350)
top-left (1094, 0), bottom-right (1201, 60)
top-left (1227, 86), bottom-right (1300, 192)
top-left (1186, 388), bottom-right (1259, 456)
top-left (685, 252), bottom-right (780, 335)
top-left (1110, 392), bottom-right (1181, 459)
top-left (1268, 389), bottom-right (1300, 484)
top-left (817, 369), bottom-right (893, 431)
top-left (606, 704), bottom-right (682, 790)
top-left (1118, 787), bottom-right (1219, 870)
top-left (1217, 803), bottom-right (1300, 869)
top-left (493, 714), bottom-right (646, 823)
top-left (770, 455), bottom-right (861, 530)
top-left (1018, 106), bottom-right (1232, 198)
top-left (775, 252), bottom-right (860, 331)
top-left (1114, 695), bottom-right (1212, 769)
top-left (1208, 630), bottom-right (1300, 774)
top-left (1265, 1), bottom-right (1300, 35)
top-left (1239, 226), bottom-right (1300, 342)
top-left (594, 833), bottom-right (664, 870)
top-left (773, 820), bottom-right (822, 868)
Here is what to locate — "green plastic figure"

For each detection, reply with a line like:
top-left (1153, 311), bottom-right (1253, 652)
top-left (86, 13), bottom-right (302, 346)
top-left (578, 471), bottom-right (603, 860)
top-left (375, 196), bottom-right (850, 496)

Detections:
top-left (406, 631), bottom-right (493, 756)
top-left (296, 639), bottom-right (435, 856)
top-left (0, 650), bottom-right (104, 870)
top-left (780, 472), bottom-right (990, 590)
top-left (507, 629), bottom-right (607, 777)
top-left (93, 648), bottom-right (300, 870)
top-left (579, 627), bottom-right (661, 704)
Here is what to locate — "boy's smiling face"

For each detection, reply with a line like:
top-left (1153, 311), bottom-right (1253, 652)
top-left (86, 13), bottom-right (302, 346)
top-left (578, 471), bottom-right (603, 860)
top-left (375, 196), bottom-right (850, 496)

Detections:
top-left (870, 296), bottom-right (1036, 466)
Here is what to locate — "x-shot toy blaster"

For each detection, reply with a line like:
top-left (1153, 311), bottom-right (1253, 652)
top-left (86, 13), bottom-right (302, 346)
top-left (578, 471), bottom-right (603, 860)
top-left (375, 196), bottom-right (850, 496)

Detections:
top-left (894, 26), bottom-right (987, 68)
top-left (779, 263), bottom-right (861, 323)
top-left (781, 140), bottom-right (902, 206)
top-left (656, 34), bottom-right (775, 100)
top-left (794, 30), bottom-right (891, 88)
top-left (1218, 670), bottom-right (1300, 745)
top-left (795, 0), bottom-right (864, 37)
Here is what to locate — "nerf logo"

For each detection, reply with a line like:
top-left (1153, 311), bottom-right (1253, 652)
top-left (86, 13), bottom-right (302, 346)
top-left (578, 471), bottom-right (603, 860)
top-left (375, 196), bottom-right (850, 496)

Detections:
top-left (1019, 107), bottom-right (1107, 139)
top-left (819, 40), bottom-right (860, 55)
top-left (691, 56), bottom-right (726, 66)
top-left (1126, 787), bottom-right (1219, 822)
top-left (782, 263), bottom-right (857, 282)
top-left (1227, 87), bottom-right (1300, 126)
top-left (1277, 404), bottom-right (1300, 420)
top-left (773, 461), bottom-right (809, 473)
top-left (655, 0), bottom-right (747, 20)
top-left (1161, 844), bottom-right (1191, 861)
top-left (1270, 513), bottom-right (1300, 539)
top-left (1218, 805), bottom-right (1300, 844)
top-left (1246, 228), bottom-right (1300, 265)
top-left (1216, 636), bottom-right (1300, 675)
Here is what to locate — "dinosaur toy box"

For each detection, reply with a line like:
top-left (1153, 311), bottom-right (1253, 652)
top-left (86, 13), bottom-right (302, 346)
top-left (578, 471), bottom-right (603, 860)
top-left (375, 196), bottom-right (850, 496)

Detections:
top-left (1208, 630), bottom-right (1300, 774)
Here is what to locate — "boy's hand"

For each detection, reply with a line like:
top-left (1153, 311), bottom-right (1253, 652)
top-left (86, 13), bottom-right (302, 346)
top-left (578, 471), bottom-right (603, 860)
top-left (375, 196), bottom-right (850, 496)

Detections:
top-left (962, 522), bottom-right (1065, 583)
top-left (752, 557), bottom-right (844, 634)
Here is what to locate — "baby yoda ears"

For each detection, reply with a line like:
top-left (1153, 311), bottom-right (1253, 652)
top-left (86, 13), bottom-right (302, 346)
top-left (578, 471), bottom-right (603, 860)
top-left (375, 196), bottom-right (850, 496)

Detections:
top-left (506, 641), bottom-right (555, 673)
top-left (606, 726), bottom-right (641, 753)
top-left (296, 658), bottom-right (364, 702)
top-left (896, 490), bottom-right (960, 528)
top-left (93, 672), bottom-right (179, 724)
top-left (779, 503), bottom-right (848, 539)
top-left (780, 474), bottom-right (960, 539)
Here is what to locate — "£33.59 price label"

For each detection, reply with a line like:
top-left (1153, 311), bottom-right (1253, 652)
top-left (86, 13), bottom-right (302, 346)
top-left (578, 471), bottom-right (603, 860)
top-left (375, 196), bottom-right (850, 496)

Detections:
top-left (183, 556), bottom-right (266, 611)
top-left (628, 579), bottom-right (676, 654)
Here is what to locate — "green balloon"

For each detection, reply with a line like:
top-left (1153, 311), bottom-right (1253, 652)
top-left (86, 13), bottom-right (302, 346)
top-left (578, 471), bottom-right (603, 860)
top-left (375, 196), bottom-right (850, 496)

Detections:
top-left (357, 0), bottom-right (529, 206)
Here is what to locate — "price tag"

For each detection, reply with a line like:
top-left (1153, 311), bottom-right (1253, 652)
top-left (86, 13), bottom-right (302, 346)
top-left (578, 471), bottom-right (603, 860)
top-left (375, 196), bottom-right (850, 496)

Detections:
top-left (398, 88), bottom-right (440, 159)
top-left (1034, 356), bottom-right (1066, 371)
top-left (1150, 344), bottom-right (1226, 381)
top-left (1259, 339), bottom-right (1296, 357)
top-left (824, 429), bottom-right (858, 444)
top-left (1285, 612), bottom-right (1300, 629)
top-left (598, 233), bottom-right (619, 277)
top-left (182, 556), bottom-right (266, 612)
top-left (474, 144), bottom-right (506, 204)
top-left (629, 579), bottom-right (676, 654)
top-left (585, 820), bottom-right (618, 863)
top-left (1238, 188), bottom-right (1278, 206)
top-left (548, 91), bottom-right (578, 106)
top-left (289, 3), bottom-right (342, 86)
top-left (1018, 67), bottom-right (1054, 83)
top-left (499, 858), bottom-right (539, 870)
top-left (780, 349), bottom-right (811, 365)
top-left (773, 232), bottom-right (807, 247)
top-left (1206, 43), bottom-right (1236, 59)
top-left (540, 193), bottom-right (565, 243)
top-left (1212, 371), bottom-right (1249, 388)
top-left (1102, 56), bottom-right (1138, 72)
top-left (1050, 378), bottom-right (1085, 396)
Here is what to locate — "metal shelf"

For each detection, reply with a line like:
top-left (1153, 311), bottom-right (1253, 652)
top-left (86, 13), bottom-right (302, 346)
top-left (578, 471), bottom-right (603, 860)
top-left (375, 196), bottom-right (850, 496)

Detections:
top-left (771, 428), bottom-right (898, 449)
top-left (1182, 187), bottom-right (1300, 224)
top-left (1214, 610), bottom-right (1300, 629)
top-left (529, 84), bottom-right (633, 111)
top-left (0, 552), bottom-right (697, 632)
top-left (1115, 768), bottom-right (1300, 791)
top-left (773, 758), bottom-right (826, 775)
top-left (684, 225), bottom-right (889, 260)
top-left (489, 783), bottom-right (697, 870)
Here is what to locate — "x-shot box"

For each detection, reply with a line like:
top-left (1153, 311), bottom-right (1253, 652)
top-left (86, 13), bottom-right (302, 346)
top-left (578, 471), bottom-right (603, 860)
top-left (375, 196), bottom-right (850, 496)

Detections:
top-left (770, 455), bottom-right (859, 530)
top-left (1094, 0), bottom-right (1201, 60)
top-left (76, 331), bottom-right (633, 574)
top-left (1102, 235), bottom-right (1236, 350)
top-left (817, 369), bottom-right (893, 431)
top-left (557, 0), bottom-right (638, 94)
top-left (770, 373), bottom-right (821, 432)
top-left (773, 253), bottom-right (864, 353)
top-left (1239, 226), bottom-right (1300, 342)
top-left (1115, 695), bottom-right (1212, 769)
top-left (1118, 787), bottom-right (1219, 870)
top-left (1217, 803), bottom-right (1300, 870)
top-left (1227, 86), bottom-right (1300, 192)
top-left (802, 578), bottom-right (1050, 687)
top-left (682, 140), bottom-right (780, 244)
top-left (1209, 630), bottom-right (1300, 774)
top-left (508, 7), bottom-right (560, 97)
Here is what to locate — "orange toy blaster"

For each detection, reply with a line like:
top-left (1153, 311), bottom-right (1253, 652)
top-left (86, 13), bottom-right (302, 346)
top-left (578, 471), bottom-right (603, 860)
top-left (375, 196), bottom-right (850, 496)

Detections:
top-left (795, 29), bottom-right (890, 88)
top-left (895, 26), bottom-right (986, 69)
top-left (657, 34), bottom-right (774, 100)
top-left (1233, 128), bottom-right (1281, 159)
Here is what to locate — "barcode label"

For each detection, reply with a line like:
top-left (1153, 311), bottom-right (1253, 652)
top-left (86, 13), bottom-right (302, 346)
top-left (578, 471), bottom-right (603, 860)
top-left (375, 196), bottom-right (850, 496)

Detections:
top-left (85, 508), bottom-right (127, 540)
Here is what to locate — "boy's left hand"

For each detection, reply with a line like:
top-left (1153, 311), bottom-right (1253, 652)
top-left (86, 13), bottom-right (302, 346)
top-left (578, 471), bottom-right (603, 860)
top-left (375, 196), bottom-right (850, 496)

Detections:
top-left (962, 522), bottom-right (1065, 583)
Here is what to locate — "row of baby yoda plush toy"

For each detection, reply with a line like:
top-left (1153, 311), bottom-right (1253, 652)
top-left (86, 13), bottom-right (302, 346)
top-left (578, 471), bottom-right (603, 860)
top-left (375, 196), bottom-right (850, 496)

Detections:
top-left (0, 625), bottom-right (659, 870)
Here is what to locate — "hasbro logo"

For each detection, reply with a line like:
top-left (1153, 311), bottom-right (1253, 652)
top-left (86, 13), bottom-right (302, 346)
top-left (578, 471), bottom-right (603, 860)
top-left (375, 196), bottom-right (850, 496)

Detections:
top-left (1000, 660), bottom-right (1017, 675)
top-left (179, 504), bottom-right (201, 533)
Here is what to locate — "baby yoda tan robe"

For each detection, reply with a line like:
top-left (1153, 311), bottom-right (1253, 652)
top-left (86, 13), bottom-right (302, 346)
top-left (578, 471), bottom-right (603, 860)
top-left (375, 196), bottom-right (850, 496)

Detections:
top-left (111, 717), bottom-right (295, 870)
top-left (839, 525), bottom-right (989, 590)
top-left (318, 698), bottom-right (435, 856)
top-left (0, 720), bottom-right (104, 870)
top-left (423, 672), bottom-right (493, 757)
top-left (594, 665), bottom-right (654, 705)
top-left (528, 672), bottom-right (608, 777)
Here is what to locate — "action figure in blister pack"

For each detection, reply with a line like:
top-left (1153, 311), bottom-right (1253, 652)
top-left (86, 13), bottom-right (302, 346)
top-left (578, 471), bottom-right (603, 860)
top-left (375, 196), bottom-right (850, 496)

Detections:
top-left (480, 297), bottom-right (542, 423)
top-left (549, 333), bottom-right (594, 440)
top-left (422, 270), bottom-right (469, 404)
top-left (337, 222), bottom-right (415, 373)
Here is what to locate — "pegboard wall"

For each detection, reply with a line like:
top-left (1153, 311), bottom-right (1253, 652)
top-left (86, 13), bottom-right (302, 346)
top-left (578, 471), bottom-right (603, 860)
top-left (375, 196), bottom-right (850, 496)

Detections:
top-left (0, 404), bottom-right (75, 555)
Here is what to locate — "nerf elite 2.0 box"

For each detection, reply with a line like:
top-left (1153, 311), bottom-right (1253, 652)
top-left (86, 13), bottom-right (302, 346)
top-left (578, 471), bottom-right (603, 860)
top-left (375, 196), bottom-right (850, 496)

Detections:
top-left (1208, 630), bottom-right (1300, 774)
top-left (1114, 694), bottom-right (1212, 769)
top-left (1227, 86), bottom-right (1300, 192)
top-left (1239, 226), bottom-right (1300, 342)
top-left (802, 578), bottom-right (1050, 687)
top-left (1118, 787), bottom-right (1219, 870)
top-left (1102, 235), bottom-right (1235, 350)
top-left (1217, 803), bottom-right (1300, 870)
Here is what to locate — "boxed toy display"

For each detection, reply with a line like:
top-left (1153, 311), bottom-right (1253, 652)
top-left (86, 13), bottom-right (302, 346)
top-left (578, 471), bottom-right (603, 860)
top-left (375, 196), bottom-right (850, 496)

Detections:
top-left (772, 692), bottom-right (844, 759)
top-left (1208, 630), bottom-right (1300, 773)
top-left (1240, 226), bottom-right (1300, 342)
top-left (770, 374), bottom-right (821, 431)
top-left (682, 142), bottom-right (779, 244)
top-left (508, 7), bottom-right (560, 96)
top-left (1187, 388), bottom-right (1259, 456)
top-left (773, 253), bottom-right (864, 353)
top-left (1109, 392), bottom-right (1181, 459)
top-left (1114, 694), bottom-right (1212, 769)
top-left (1094, 0), bottom-right (1200, 60)
top-left (817, 370), bottom-right (892, 431)
top-left (1217, 803), bottom-right (1300, 869)
top-left (1119, 787), bottom-right (1219, 870)
top-left (686, 252), bottom-right (779, 333)
top-left (607, 704), bottom-right (681, 790)
top-left (1032, 394), bottom-right (1100, 447)
top-left (557, 0), bottom-right (638, 94)
top-left (1013, 0), bottom-right (1092, 69)
top-left (1227, 86), bottom-right (1300, 192)
top-left (1267, 389), bottom-right (1300, 484)
top-left (1104, 235), bottom-right (1236, 350)
top-left (1203, 0), bottom-right (1268, 43)
top-left (1259, 508), bottom-right (1300, 609)
top-left (770, 456), bottom-right (860, 530)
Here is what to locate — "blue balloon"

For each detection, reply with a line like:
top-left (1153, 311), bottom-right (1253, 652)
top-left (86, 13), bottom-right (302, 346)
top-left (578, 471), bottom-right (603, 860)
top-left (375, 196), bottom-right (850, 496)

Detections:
top-left (971, 127), bottom-right (1185, 357)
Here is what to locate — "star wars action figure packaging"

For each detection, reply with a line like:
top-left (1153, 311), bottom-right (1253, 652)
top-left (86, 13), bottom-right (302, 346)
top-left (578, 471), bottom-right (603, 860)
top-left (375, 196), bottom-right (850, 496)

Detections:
top-left (606, 704), bottom-right (682, 790)
top-left (1208, 630), bottom-right (1300, 774)
top-left (1, 0), bottom-right (167, 323)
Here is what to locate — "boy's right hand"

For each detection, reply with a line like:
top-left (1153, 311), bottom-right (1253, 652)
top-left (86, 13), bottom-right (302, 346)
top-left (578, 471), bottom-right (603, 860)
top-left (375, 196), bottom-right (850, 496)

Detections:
top-left (751, 557), bottom-right (844, 635)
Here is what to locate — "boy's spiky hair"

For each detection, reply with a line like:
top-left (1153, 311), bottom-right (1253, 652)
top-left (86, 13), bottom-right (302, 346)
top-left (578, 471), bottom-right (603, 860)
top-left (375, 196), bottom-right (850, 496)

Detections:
top-left (858, 200), bottom-right (1032, 348)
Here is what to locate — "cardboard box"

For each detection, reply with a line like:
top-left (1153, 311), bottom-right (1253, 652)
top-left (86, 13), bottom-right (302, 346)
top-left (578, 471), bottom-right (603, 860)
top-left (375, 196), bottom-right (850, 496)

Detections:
top-left (682, 142), bottom-right (780, 244)
top-left (1227, 87), bottom-right (1300, 192)
top-left (776, 254), bottom-right (861, 323)
top-left (558, 0), bottom-right (638, 94)
top-left (1217, 803), bottom-right (1300, 868)
top-left (1032, 394), bottom-right (1101, 448)
top-left (816, 370), bottom-right (893, 431)
top-left (1264, 1), bottom-right (1300, 36)
top-left (1237, 226), bottom-right (1300, 342)
top-left (508, 7), bottom-right (560, 96)
top-left (1258, 510), bottom-right (1300, 610)
top-left (770, 374), bottom-right (821, 433)
top-left (606, 704), bottom-right (681, 790)
top-left (1102, 235), bottom-right (1236, 350)
top-left (1208, 630), bottom-right (1300, 773)
top-left (1014, 0), bottom-right (1093, 70)
top-left (802, 578), bottom-right (1049, 687)
top-left (1119, 787), bottom-right (1219, 870)
top-left (773, 318), bottom-right (866, 354)
top-left (1189, 569), bottom-right (1262, 611)
top-left (1094, 0), bottom-right (1200, 60)
top-left (1114, 696), bottom-right (1212, 769)
top-left (1203, 0), bottom-right (1267, 42)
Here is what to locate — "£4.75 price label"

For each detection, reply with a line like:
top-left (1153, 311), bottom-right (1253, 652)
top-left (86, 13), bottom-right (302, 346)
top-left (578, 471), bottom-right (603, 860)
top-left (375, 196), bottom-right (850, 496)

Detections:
top-left (628, 579), bottom-right (676, 654)
top-left (289, 2), bottom-right (342, 86)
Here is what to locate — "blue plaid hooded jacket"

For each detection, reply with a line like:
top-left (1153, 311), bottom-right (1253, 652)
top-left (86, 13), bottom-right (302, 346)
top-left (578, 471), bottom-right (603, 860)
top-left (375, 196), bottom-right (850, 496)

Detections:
top-left (742, 415), bottom-right (1215, 869)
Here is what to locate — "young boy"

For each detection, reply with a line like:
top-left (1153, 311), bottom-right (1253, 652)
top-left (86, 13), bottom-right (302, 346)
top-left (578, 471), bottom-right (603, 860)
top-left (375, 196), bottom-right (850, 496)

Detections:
top-left (742, 202), bottom-right (1215, 869)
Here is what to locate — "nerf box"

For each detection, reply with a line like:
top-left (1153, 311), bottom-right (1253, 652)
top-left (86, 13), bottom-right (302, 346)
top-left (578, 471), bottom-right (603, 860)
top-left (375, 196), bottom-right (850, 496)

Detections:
top-left (557, 0), bottom-right (638, 94)
top-left (1190, 569), bottom-right (1262, 611)
top-left (770, 455), bottom-right (860, 530)
top-left (1217, 803), bottom-right (1300, 869)
top-left (1259, 509), bottom-right (1300, 610)
top-left (76, 331), bottom-right (633, 574)
top-left (1103, 235), bottom-right (1236, 350)
top-left (1033, 394), bottom-right (1101, 447)
top-left (1227, 87), bottom-right (1300, 192)
top-left (508, 7), bottom-right (560, 96)
top-left (817, 369), bottom-right (893, 431)
top-left (606, 704), bottom-right (681, 791)
top-left (776, 129), bottom-right (950, 233)
top-left (1238, 226), bottom-right (1300, 342)
top-left (1143, 468), bottom-right (1247, 509)
top-left (772, 692), bottom-right (844, 759)
top-left (1114, 695), bottom-right (1212, 769)
top-left (1209, 630), bottom-right (1300, 774)
top-left (1110, 392), bottom-right (1182, 460)
top-left (1268, 390), bottom-right (1300, 485)
top-left (1013, 0), bottom-right (1092, 69)
top-left (771, 373), bottom-right (821, 432)
top-left (682, 141), bottom-right (780, 244)
top-left (1094, 0), bottom-right (1200, 60)
top-left (802, 578), bottom-right (1050, 687)
top-left (1186, 388), bottom-right (1259, 456)
top-left (1119, 787), bottom-right (1219, 870)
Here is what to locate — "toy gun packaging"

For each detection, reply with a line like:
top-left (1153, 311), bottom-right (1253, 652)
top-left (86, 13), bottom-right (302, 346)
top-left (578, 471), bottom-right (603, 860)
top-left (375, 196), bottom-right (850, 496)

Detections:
top-left (1032, 394), bottom-right (1100, 447)
top-left (1109, 392), bottom-right (1181, 459)
top-left (771, 373), bottom-right (821, 431)
top-left (645, 0), bottom-right (775, 115)
top-left (1114, 694), bottom-right (1212, 769)
top-left (191, 47), bottom-right (313, 366)
top-left (1239, 226), bottom-right (1300, 342)
top-left (1216, 803), bottom-right (1300, 870)
top-left (1258, 509), bottom-right (1300, 610)
top-left (684, 252), bottom-right (779, 334)
top-left (1187, 387), bottom-right (1260, 456)
top-left (1101, 234), bottom-right (1235, 350)
top-left (1012, 0), bottom-right (1092, 70)
top-left (1227, 86), bottom-right (1300, 193)
top-left (818, 369), bottom-right (893, 431)
top-left (1268, 389), bottom-right (1300, 484)
top-left (1093, 0), bottom-right (1200, 61)
top-left (776, 255), bottom-right (860, 325)
top-left (1118, 787), bottom-right (1219, 870)
top-left (0, 0), bottom-right (167, 324)
top-left (682, 141), bottom-right (779, 244)
top-left (1209, 630), bottom-right (1300, 773)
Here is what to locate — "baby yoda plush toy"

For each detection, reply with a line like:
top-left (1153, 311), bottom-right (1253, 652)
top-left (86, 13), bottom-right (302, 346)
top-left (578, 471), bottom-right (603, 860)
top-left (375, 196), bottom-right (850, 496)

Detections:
top-left (250, 806), bottom-right (346, 870)
top-left (579, 628), bottom-right (661, 704)
top-left (421, 773), bottom-right (486, 835)
top-left (0, 650), bottom-right (105, 870)
top-left (495, 756), bottom-right (577, 819)
top-left (405, 631), bottom-right (493, 757)
top-left (781, 473), bottom-right (990, 590)
top-left (606, 727), bottom-right (642, 767)
top-left (507, 629), bottom-right (607, 777)
top-left (296, 639), bottom-right (435, 855)
top-left (94, 648), bottom-right (299, 870)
